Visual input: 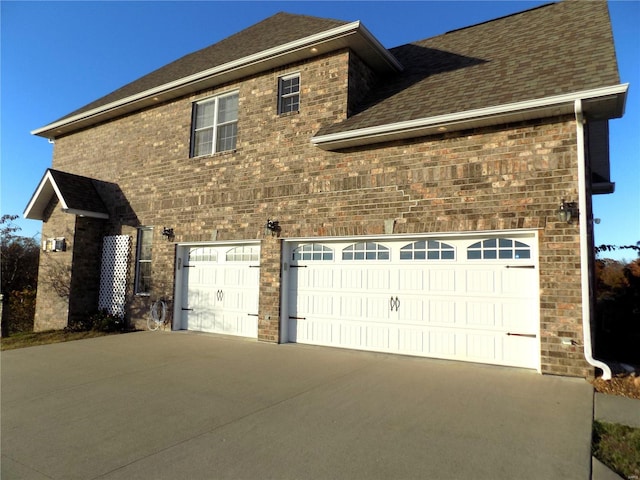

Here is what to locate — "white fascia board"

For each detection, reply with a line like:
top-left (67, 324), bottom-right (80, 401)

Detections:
top-left (23, 170), bottom-right (69, 219)
top-left (32, 21), bottom-right (400, 138)
top-left (312, 83), bottom-right (629, 149)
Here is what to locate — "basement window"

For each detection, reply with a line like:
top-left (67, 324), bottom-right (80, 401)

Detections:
top-left (278, 73), bottom-right (300, 114)
top-left (191, 91), bottom-right (239, 157)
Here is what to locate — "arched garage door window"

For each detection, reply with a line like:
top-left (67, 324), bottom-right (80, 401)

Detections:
top-left (292, 244), bottom-right (334, 261)
top-left (342, 242), bottom-right (389, 260)
top-left (400, 240), bottom-right (455, 260)
top-left (467, 239), bottom-right (531, 260)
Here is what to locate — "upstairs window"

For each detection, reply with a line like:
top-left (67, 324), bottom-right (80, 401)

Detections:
top-left (191, 92), bottom-right (238, 157)
top-left (278, 74), bottom-right (300, 114)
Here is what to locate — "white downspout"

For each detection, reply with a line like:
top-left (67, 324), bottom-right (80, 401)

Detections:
top-left (575, 99), bottom-right (612, 380)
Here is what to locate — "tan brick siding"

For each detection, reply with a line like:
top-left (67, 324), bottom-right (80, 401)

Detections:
top-left (39, 49), bottom-right (591, 376)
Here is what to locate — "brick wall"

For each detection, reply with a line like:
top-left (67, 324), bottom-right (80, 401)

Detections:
top-left (42, 49), bottom-right (590, 375)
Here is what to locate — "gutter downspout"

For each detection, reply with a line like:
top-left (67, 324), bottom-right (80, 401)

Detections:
top-left (575, 99), bottom-right (612, 380)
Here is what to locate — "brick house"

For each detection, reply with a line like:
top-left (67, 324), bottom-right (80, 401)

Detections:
top-left (25, 1), bottom-right (627, 378)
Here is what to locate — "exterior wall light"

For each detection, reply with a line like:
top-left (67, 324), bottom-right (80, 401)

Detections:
top-left (265, 219), bottom-right (280, 236)
top-left (162, 227), bottom-right (175, 240)
top-left (557, 200), bottom-right (579, 223)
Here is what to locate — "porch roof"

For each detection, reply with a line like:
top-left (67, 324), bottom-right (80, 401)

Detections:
top-left (24, 169), bottom-right (109, 221)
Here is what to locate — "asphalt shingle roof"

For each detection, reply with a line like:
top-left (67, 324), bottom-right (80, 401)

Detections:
top-left (58, 12), bottom-right (348, 122)
top-left (319, 1), bottom-right (620, 136)
top-left (52, 2), bottom-right (619, 137)
top-left (48, 169), bottom-right (109, 215)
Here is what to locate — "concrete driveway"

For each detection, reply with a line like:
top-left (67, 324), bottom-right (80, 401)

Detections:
top-left (2, 332), bottom-right (593, 480)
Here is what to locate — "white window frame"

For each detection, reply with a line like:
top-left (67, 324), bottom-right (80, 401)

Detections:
top-left (278, 73), bottom-right (300, 114)
top-left (191, 91), bottom-right (239, 157)
top-left (135, 227), bottom-right (153, 295)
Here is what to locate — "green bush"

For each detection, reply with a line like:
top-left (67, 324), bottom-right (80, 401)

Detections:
top-left (65, 310), bottom-right (124, 333)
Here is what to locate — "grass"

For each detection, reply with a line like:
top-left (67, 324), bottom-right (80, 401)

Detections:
top-left (593, 420), bottom-right (640, 479)
top-left (1, 330), bottom-right (118, 351)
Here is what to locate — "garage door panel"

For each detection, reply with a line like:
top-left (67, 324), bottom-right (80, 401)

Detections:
top-left (396, 297), bottom-right (424, 323)
top-left (287, 235), bottom-right (539, 370)
top-left (427, 269), bottom-right (457, 293)
top-left (465, 269), bottom-right (497, 294)
top-left (428, 299), bottom-right (457, 325)
top-left (397, 268), bottom-right (425, 291)
top-left (428, 330), bottom-right (457, 356)
top-left (465, 301), bottom-right (498, 328)
top-left (465, 333), bottom-right (499, 361)
top-left (398, 329), bottom-right (426, 353)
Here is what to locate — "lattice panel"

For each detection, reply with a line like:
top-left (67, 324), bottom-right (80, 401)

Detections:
top-left (99, 235), bottom-right (131, 317)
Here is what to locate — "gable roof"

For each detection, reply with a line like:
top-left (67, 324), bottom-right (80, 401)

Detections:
top-left (24, 169), bottom-right (109, 220)
top-left (32, 12), bottom-right (401, 139)
top-left (313, 1), bottom-right (627, 149)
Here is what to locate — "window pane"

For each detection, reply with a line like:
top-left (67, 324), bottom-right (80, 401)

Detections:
top-left (485, 239), bottom-right (497, 248)
top-left (216, 123), bottom-right (237, 152)
top-left (194, 129), bottom-right (213, 156)
top-left (140, 230), bottom-right (153, 260)
top-left (485, 250), bottom-right (497, 259)
top-left (499, 250), bottom-right (513, 259)
top-left (195, 102), bottom-right (215, 128)
top-left (515, 250), bottom-right (531, 259)
top-left (137, 262), bottom-right (152, 294)
top-left (281, 96), bottom-right (299, 113)
top-left (499, 238), bottom-right (512, 248)
top-left (468, 250), bottom-right (481, 260)
top-left (218, 95), bottom-right (238, 123)
top-left (442, 251), bottom-right (455, 260)
top-left (379, 251), bottom-right (389, 260)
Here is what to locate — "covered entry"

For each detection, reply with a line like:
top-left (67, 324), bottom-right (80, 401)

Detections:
top-left (175, 242), bottom-right (260, 338)
top-left (283, 232), bottom-right (540, 369)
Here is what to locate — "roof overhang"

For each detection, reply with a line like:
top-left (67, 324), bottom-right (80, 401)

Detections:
top-left (32, 21), bottom-right (402, 139)
top-left (311, 84), bottom-right (629, 151)
top-left (24, 170), bottom-right (109, 221)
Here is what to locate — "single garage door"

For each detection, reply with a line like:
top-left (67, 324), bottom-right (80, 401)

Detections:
top-left (285, 234), bottom-right (539, 369)
top-left (180, 244), bottom-right (260, 337)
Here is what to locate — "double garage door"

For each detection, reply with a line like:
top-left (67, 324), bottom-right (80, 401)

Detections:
top-left (285, 234), bottom-right (539, 369)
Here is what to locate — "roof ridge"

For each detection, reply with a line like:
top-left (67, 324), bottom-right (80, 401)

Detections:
top-left (443, 1), bottom-right (556, 36)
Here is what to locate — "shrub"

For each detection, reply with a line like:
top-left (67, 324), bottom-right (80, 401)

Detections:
top-left (65, 310), bottom-right (124, 333)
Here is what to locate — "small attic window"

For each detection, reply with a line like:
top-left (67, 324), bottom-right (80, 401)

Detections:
top-left (278, 73), bottom-right (300, 114)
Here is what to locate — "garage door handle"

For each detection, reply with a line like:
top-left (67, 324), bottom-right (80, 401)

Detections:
top-left (289, 316), bottom-right (306, 320)
top-left (506, 265), bottom-right (535, 269)
top-left (506, 332), bottom-right (537, 338)
top-left (182, 308), bottom-right (193, 311)
top-left (216, 290), bottom-right (223, 301)
top-left (390, 296), bottom-right (400, 311)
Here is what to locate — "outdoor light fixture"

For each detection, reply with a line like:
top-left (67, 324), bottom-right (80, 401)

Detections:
top-left (265, 219), bottom-right (280, 236)
top-left (557, 200), bottom-right (579, 223)
top-left (162, 227), bottom-right (175, 239)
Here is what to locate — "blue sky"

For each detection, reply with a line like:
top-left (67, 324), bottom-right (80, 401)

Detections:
top-left (2, 1), bottom-right (638, 260)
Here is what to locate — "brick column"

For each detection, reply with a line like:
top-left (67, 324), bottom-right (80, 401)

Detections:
top-left (258, 234), bottom-right (282, 342)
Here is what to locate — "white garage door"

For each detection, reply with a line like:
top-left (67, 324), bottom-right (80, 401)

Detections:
top-left (181, 244), bottom-right (260, 338)
top-left (285, 234), bottom-right (539, 369)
